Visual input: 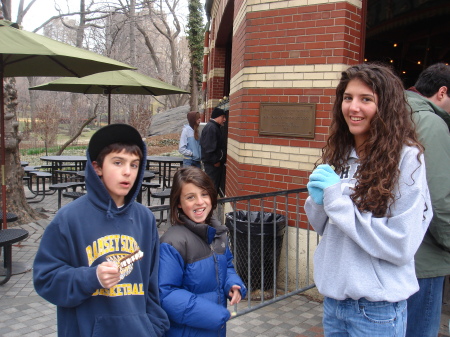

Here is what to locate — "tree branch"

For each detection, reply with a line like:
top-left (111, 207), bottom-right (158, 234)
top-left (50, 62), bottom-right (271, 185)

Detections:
top-left (56, 105), bottom-right (99, 156)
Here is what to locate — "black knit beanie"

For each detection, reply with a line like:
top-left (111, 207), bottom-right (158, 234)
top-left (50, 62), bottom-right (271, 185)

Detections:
top-left (211, 108), bottom-right (226, 119)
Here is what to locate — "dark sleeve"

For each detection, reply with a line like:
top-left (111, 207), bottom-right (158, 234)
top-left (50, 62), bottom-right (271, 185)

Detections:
top-left (33, 221), bottom-right (100, 308)
top-left (200, 125), bottom-right (221, 164)
top-left (414, 112), bottom-right (450, 250)
top-left (146, 216), bottom-right (170, 336)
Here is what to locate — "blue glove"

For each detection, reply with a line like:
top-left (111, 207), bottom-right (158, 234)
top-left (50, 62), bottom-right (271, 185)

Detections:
top-left (307, 182), bottom-right (324, 205)
top-left (308, 164), bottom-right (341, 191)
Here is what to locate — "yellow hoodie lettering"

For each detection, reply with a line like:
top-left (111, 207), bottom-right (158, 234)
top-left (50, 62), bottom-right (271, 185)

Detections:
top-left (92, 283), bottom-right (144, 297)
top-left (85, 234), bottom-right (124, 266)
top-left (124, 283), bottom-right (133, 295)
top-left (120, 235), bottom-right (139, 254)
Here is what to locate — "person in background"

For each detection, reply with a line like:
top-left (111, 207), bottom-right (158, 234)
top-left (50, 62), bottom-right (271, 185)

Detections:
top-left (158, 166), bottom-right (246, 337)
top-left (200, 107), bottom-right (227, 193)
top-left (179, 111), bottom-right (202, 168)
top-left (33, 124), bottom-right (169, 337)
top-left (304, 63), bottom-right (432, 336)
top-left (405, 63), bottom-right (450, 337)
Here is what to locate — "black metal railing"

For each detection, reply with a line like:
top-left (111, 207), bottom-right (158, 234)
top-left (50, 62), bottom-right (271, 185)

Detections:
top-left (150, 187), bottom-right (318, 317)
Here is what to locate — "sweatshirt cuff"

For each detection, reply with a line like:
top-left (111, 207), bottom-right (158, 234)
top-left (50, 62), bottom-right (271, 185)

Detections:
top-left (306, 196), bottom-right (325, 209)
top-left (82, 266), bottom-right (103, 293)
top-left (323, 182), bottom-right (342, 206)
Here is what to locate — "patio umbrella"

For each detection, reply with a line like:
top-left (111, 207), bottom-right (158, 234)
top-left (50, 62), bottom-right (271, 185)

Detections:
top-left (29, 69), bottom-right (189, 124)
top-left (0, 20), bottom-right (135, 228)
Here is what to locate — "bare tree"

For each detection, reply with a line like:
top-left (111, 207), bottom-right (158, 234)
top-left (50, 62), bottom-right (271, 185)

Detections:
top-left (132, 0), bottom-right (189, 108)
top-left (34, 103), bottom-right (61, 154)
top-left (0, 0), bottom-right (183, 224)
top-left (128, 97), bottom-right (152, 136)
top-left (56, 103), bottom-right (99, 155)
top-left (0, 0), bottom-right (43, 223)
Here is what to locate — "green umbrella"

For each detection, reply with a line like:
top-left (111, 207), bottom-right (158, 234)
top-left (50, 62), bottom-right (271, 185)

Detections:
top-left (0, 20), bottom-right (135, 228)
top-left (29, 70), bottom-right (189, 124)
top-left (0, 22), bottom-right (134, 77)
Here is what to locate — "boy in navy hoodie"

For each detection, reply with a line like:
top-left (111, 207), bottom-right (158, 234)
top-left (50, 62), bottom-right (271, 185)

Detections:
top-left (33, 124), bottom-right (169, 337)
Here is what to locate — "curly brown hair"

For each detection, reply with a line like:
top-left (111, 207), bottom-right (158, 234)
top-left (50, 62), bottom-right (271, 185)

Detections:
top-left (169, 166), bottom-right (218, 225)
top-left (321, 63), bottom-right (423, 217)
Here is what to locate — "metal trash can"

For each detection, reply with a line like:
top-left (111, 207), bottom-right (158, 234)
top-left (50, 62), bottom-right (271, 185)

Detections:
top-left (225, 211), bottom-right (287, 294)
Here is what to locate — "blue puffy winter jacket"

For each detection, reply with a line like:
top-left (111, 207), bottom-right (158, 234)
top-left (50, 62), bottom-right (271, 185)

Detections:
top-left (159, 215), bottom-right (247, 337)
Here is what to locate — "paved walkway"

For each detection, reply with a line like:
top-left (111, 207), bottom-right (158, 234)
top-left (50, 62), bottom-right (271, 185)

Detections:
top-left (1, 186), bottom-right (449, 336)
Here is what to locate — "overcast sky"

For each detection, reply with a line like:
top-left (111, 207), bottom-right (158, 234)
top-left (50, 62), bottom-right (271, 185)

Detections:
top-left (13, 0), bottom-right (191, 33)
top-left (12, 0), bottom-right (79, 32)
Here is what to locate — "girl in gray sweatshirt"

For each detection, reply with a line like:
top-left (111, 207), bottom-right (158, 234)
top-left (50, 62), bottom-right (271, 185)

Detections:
top-left (304, 63), bottom-right (432, 337)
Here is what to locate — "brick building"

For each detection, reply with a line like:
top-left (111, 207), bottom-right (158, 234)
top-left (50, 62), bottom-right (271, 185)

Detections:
top-left (202, 0), bottom-right (449, 202)
top-left (201, 0), bottom-right (449, 291)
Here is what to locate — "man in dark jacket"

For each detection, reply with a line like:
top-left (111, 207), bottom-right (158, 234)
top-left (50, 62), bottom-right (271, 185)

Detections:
top-left (406, 63), bottom-right (450, 337)
top-left (200, 107), bottom-right (227, 193)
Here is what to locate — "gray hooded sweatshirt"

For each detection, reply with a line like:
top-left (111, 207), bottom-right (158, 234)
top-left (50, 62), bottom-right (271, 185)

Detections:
top-left (304, 145), bottom-right (432, 302)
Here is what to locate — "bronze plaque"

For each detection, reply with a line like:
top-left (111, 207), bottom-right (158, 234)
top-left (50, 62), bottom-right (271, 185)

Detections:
top-left (259, 103), bottom-right (316, 138)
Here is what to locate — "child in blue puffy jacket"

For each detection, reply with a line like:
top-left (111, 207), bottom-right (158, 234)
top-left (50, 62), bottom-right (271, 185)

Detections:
top-left (159, 166), bottom-right (246, 337)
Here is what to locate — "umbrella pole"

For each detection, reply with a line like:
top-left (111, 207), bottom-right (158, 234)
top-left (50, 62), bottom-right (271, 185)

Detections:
top-left (1, 62), bottom-right (7, 229)
top-left (108, 93), bottom-right (111, 125)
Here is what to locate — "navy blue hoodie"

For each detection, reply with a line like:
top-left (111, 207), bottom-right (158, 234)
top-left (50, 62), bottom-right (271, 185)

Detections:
top-left (33, 146), bottom-right (169, 337)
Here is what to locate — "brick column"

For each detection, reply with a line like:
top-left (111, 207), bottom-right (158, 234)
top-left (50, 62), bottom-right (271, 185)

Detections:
top-left (225, 0), bottom-right (363, 198)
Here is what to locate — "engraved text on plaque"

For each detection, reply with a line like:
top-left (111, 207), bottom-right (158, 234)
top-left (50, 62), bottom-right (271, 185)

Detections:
top-left (259, 103), bottom-right (316, 138)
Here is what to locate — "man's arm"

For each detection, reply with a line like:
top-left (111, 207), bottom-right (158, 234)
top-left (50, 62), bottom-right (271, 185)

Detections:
top-left (414, 112), bottom-right (450, 250)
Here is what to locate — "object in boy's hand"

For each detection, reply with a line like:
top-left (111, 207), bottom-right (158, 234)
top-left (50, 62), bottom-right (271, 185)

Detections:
top-left (106, 249), bottom-right (144, 280)
top-left (119, 249), bottom-right (144, 268)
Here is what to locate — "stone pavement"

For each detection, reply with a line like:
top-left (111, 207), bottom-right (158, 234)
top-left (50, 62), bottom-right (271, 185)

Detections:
top-left (0, 187), bottom-right (449, 336)
top-left (227, 296), bottom-right (324, 337)
top-left (0, 218), bottom-right (57, 336)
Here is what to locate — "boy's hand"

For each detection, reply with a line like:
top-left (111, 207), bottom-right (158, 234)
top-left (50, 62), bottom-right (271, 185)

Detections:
top-left (96, 262), bottom-right (121, 289)
top-left (228, 285), bottom-right (242, 305)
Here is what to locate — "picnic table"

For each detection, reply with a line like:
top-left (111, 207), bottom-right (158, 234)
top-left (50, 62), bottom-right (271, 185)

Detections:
top-left (0, 228), bottom-right (29, 285)
top-left (0, 212), bottom-right (18, 226)
top-left (146, 156), bottom-right (183, 189)
top-left (40, 155), bottom-right (87, 183)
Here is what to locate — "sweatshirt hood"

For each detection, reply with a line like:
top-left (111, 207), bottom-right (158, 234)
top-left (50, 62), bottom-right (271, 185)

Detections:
top-left (84, 142), bottom-right (147, 218)
top-left (182, 124), bottom-right (193, 132)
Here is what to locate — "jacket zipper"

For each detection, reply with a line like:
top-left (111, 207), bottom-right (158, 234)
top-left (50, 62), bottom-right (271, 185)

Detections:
top-left (210, 244), bottom-right (223, 337)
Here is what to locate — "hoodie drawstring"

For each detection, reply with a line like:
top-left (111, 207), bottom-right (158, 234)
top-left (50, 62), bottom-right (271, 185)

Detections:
top-left (106, 199), bottom-right (114, 219)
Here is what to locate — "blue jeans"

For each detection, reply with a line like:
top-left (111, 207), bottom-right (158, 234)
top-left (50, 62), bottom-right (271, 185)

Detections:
top-left (323, 297), bottom-right (407, 337)
top-left (406, 276), bottom-right (444, 337)
top-left (183, 158), bottom-right (201, 168)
